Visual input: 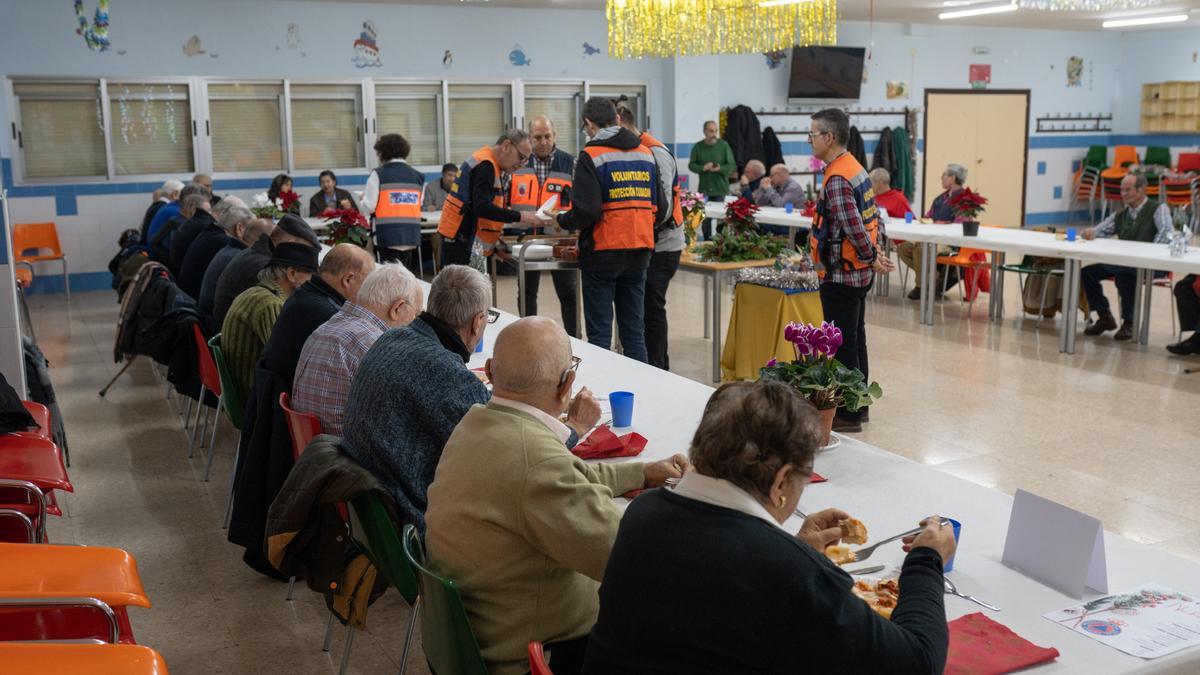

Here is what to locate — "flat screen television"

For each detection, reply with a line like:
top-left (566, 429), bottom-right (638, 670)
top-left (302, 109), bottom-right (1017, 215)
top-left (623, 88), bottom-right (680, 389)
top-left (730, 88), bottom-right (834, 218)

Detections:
top-left (788, 46), bottom-right (866, 100)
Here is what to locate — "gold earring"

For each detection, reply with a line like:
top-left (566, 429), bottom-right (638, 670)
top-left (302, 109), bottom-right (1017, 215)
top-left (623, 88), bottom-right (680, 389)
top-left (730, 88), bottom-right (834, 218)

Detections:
top-left (778, 495), bottom-right (786, 509)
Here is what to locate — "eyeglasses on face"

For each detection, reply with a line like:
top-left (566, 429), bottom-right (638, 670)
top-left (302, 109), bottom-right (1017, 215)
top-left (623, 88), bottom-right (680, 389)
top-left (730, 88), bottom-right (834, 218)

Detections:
top-left (486, 308), bottom-right (500, 324)
top-left (559, 354), bottom-right (582, 386)
top-left (807, 130), bottom-right (830, 140)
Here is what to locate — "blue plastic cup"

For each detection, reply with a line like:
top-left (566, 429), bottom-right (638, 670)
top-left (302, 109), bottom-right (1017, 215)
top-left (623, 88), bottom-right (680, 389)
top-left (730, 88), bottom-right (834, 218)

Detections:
top-left (1066, 227), bottom-right (1077, 242)
top-left (905, 212), bottom-right (914, 224)
top-left (609, 391), bottom-right (635, 427)
top-left (944, 518), bottom-right (962, 573)
top-left (475, 337), bottom-right (484, 353)
top-left (785, 202), bottom-right (794, 214)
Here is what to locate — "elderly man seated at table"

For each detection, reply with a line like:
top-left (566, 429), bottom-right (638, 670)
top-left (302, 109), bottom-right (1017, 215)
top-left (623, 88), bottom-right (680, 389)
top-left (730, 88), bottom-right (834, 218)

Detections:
top-left (896, 163), bottom-right (968, 300)
top-left (220, 242), bottom-right (318, 406)
top-left (752, 164), bottom-right (806, 237)
top-left (340, 265), bottom-right (602, 532)
top-left (737, 160), bottom-right (766, 200)
top-left (1081, 173), bottom-right (1173, 341)
top-left (198, 218), bottom-right (273, 318)
top-left (582, 380), bottom-right (954, 674)
top-left (212, 214), bottom-right (320, 327)
top-left (423, 163), bottom-right (457, 212)
top-left (870, 167), bottom-right (913, 220)
top-left (426, 316), bottom-right (689, 675)
top-left (293, 264), bottom-right (423, 434)
top-left (1168, 274), bottom-right (1200, 355)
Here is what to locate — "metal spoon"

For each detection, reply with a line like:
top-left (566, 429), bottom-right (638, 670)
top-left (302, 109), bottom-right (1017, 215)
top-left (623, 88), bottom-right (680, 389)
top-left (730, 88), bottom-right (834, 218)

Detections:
top-left (944, 577), bottom-right (1000, 611)
top-left (851, 518), bottom-right (951, 563)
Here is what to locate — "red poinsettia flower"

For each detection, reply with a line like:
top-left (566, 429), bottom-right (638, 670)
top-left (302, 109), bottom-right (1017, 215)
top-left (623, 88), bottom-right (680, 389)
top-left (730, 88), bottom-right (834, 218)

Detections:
top-left (279, 190), bottom-right (301, 211)
top-left (320, 208), bottom-right (371, 248)
top-left (725, 196), bottom-right (760, 223)
top-left (949, 187), bottom-right (988, 220)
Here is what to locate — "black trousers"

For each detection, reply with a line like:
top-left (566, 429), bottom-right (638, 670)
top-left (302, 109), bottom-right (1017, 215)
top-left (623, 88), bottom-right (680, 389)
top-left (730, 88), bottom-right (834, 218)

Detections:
top-left (524, 634), bottom-right (588, 675)
top-left (644, 250), bottom-right (681, 370)
top-left (819, 281), bottom-right (870, 423)
top-left (522, 270), bottom-right (579, 338)
top-left (1177, 274), bottom-right (1200, 333)
top-left (440, 237), bottom-right (472, 267)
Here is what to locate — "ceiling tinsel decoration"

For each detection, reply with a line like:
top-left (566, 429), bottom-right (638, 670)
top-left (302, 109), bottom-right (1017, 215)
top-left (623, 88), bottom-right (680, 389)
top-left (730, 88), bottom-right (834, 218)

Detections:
top-left (1018, 0), bottom-right (1162, 9)
top-left (607, 0), bottom-right (837, 60)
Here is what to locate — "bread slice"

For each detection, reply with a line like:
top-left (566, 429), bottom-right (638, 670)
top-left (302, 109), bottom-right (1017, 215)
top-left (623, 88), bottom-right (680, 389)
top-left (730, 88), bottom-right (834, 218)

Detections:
top-left (839, 518), bottom-right (869, 545)
top-left (824, 544), bottom-right (856, 565)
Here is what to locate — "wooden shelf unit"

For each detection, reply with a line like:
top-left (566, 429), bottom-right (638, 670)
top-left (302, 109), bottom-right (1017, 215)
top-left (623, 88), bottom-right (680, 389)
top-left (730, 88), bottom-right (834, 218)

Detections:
top-left (1141, 81), bottom-right (1200, 133)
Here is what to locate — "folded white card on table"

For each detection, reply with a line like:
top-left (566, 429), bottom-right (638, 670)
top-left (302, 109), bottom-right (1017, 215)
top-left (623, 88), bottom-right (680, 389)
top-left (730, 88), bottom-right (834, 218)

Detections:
top-left (1002, 488), bottom-right (1108, 599)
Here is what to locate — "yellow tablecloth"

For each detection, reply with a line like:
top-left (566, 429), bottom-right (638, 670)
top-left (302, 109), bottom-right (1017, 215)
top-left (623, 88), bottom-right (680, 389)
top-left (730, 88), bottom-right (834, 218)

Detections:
top-left (720, 283), bottom-right (824, 381)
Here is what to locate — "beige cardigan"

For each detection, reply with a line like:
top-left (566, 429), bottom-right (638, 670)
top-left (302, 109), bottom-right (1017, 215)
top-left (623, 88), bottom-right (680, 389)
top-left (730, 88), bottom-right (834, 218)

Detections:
top-left (425, 402), bottom-right (646, 675)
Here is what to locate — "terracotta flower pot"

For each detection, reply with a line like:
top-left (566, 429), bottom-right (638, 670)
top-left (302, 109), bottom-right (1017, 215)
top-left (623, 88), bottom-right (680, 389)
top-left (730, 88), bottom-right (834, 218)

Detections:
top-left (816, 406), bottom-right (836, 447)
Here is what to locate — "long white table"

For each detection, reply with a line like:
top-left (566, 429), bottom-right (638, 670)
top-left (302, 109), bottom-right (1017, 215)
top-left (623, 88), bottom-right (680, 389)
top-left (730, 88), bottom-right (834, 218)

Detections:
top-left (461, 296), bottom-right (1200, 673)
top-left (705, 203), bottom-right (1200, 353)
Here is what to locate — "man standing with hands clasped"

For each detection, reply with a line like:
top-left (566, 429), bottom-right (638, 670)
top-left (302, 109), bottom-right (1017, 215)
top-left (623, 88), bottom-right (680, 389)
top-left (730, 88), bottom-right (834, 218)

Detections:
top-left (688, 120), bottom-right (736, 239)
top-left (807, 108), bottom-right (894, 434)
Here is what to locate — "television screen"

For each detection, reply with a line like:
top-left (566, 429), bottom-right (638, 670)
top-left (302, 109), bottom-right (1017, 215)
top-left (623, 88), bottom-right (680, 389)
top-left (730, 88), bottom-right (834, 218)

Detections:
top-left (788, 46), bottom-right (866, 100)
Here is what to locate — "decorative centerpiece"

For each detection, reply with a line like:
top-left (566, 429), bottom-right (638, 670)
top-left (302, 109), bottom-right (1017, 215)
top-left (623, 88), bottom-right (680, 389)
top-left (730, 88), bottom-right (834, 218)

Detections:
top-left (693, 197), bottom-right (792, 262)
top-left (679, 190), bottom-right (705, 246)
top-left (949, 187), bottom-right (988, 236)
top-left (734, 255), bottom-right (820, 292)
top-left (278, 189), bottom-right (302, 215)
top-left (1169, 209), bottom-right (1193, 258)
top-left (802, 183), bottom-right (817, 218)
top-left (250, 192), bottom-right (283, 220)
top-left (320, 208), bottom-right (371, 248)
top-left (759, 321), bottom-right (883, 445)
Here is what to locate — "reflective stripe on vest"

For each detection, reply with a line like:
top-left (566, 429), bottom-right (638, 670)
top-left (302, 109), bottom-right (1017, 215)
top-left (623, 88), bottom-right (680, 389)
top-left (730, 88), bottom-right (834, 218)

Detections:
top-left (584, 144), bottom-right (657, 252)
top-left (638, 132), bottom-right (684, 227)
top-left (374, 183), bottom-right (423, 226)
top-left (437, 146), bottom-right (508, 254)
top-left (509, 169), bottom-right (574, 216)
top-left (808, 153), bottom-right (880, 274)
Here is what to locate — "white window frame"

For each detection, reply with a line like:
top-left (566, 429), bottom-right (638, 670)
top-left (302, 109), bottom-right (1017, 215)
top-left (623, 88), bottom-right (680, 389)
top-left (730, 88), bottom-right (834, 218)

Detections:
top-left (585, 80), bottom-right (652, 133)
top-left (102, 76), bottom-right (200, 182)
top-left (201, 77), bottom-right (289, 180)
top-left (368, 78), bottom-right (446, 171)
top-left (518, 79), bottom-right (585, 152)
top-left (444, 81), bottom-right (516, 164)
top-left (286, 79), bottom-right (368, 175)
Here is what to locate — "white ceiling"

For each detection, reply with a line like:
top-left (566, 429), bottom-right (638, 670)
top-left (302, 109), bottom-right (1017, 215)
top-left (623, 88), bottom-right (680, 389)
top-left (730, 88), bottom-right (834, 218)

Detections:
top-left (308, 0), bottom-right (1200, 31)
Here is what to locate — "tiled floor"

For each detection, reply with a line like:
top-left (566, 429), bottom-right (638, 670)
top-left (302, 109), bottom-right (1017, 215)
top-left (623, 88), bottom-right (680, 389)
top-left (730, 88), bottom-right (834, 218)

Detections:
top-left (29, 263), bottom-right (1200, 673)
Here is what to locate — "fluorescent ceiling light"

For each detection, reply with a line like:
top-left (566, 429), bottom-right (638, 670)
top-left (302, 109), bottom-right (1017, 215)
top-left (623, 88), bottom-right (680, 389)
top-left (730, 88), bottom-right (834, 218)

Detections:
top-left (939, 1), bottom-right (1018, 19)
top-left (1102, 13), bottom-right (1188, 28)
top-left (758, 0), bottom-right (813, 6)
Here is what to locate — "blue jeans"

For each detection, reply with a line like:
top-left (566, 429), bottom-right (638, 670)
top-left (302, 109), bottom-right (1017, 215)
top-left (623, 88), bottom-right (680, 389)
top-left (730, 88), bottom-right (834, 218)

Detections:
top-left (582, 267), bottom-right (649, 363)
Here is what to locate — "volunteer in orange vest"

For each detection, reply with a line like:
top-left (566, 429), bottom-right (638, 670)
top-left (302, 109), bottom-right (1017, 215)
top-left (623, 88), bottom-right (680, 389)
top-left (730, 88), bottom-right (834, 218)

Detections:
top-left (363, 133), bottom-right (425, 271)
top-left (553, 97), bottom-right (669, 363)
top-left (509, 115), bottom-right (579, 337)
top-left (616, 105), bottom-right (684, 371)
top-left (807, 108), bottom-right (895, 434)
top-left (438, 130), bottom-right (540, 268)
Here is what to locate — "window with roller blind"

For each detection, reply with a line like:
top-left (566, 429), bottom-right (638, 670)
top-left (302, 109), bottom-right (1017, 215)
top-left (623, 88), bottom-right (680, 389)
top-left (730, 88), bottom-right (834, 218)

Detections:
top-left (289, 84), bottom-right (363, 170)
top-left (447, 84), bottom-right (511, 163)
top-left (207, 82), bottom-right (286, 173)
top-left (588, 83), bottom-right (647, 132)
top-left (524, 83), bottom-right (582, 156)
top-left (12, 81), bottom-right (107, 179)
top-left (375, 82), bottom-right (442, 166)
top-left (107, 82), bottom-right (194, 176)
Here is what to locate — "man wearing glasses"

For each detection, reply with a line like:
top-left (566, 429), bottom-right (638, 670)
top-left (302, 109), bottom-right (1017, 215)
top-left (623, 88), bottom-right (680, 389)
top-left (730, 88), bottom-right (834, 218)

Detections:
top-left (438, 129), bottom-right (543, 267)
top-left (426, 316), bottom-right (688, 675)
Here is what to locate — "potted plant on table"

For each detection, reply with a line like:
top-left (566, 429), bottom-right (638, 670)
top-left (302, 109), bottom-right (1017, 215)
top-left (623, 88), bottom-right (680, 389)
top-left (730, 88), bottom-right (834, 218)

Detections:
top-left (693, 197), bottom-right (792, 262)
top-left (949, 187), bottom-right (988, 237)
top-left (759, 321), bottom-right (882, 445)
top-left (320, 208), bottom-right (371, 248)
top-left (678, 190), bottom-right (705, 246)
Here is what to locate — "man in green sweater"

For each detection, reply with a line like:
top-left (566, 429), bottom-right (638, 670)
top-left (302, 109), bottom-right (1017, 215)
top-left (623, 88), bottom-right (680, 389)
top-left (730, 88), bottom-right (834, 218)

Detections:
top-left (426, 316), bottom-right (689, 675)
top-left (687, 120), bottom-right (736, 199)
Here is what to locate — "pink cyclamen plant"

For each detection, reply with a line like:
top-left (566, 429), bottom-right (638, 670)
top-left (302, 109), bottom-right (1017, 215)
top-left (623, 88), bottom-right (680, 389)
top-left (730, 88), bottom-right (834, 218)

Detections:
top-left (783, 321), bottom-right (844, 362)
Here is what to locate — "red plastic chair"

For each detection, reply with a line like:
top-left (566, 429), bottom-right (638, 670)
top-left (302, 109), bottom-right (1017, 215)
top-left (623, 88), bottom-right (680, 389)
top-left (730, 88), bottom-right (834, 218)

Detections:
top-left (528, 642), bottom-right (554, 675)
top-left (1178, 152), bottom-right (1200, 174)
top-left (21, 401), bottom-right (51, 439)
top-left (278, 392), bottom-right (322, 462)
top-left (189, 324), bottom-right (228, 482)
top-left (0, 436), bottom-right (72, 541)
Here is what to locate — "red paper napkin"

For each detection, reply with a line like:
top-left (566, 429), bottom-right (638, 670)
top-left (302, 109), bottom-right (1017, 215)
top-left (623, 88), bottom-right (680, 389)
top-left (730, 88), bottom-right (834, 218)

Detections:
top-left (572, 425), bottom-right (647, 460)
top-left (810, 472), bottom-right (827, 483)
top-left (945, 612), bottom-right (1059, 675)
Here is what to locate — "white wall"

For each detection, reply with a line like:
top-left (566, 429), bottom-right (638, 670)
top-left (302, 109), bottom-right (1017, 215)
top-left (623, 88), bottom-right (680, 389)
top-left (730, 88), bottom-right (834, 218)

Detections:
top-left (1114, 26), bottom-right (1200, 134)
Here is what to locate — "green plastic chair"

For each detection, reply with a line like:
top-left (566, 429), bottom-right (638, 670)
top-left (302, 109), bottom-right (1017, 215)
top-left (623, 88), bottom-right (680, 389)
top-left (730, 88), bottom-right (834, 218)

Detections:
top-left (348, 492), bottom-right (420, 674)
top-left (1000, 255), bottom-right (1065, 328)
top-left (209, 334), bottom-right (243, 528)
top-left (1144, 146), bottom-right (1172, 168)
top-left (401, 524), bottom-right (489, 675)
top-left (1083, 145), bottom-right (1108, 171)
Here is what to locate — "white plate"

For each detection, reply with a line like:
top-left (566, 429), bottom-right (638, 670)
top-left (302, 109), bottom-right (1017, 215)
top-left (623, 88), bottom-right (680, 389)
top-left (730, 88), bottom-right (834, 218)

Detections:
top-left (510, 243), bottom-right (554, 261)
top-left (820, 433), bottom-right (842, 452)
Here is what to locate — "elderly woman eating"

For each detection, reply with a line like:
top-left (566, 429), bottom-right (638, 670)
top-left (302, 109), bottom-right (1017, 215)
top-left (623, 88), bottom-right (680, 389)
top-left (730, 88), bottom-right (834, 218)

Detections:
top-left (582, 380), bottom-right (955, 674)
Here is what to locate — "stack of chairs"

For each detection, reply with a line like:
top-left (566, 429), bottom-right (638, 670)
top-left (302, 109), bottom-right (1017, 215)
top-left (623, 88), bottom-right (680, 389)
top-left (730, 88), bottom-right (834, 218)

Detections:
top-left (1100, 145), bottom-right (1140, 213)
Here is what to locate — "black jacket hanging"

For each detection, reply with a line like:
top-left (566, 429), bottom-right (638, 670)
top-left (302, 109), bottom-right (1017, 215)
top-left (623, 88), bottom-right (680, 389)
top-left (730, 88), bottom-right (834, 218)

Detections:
top-left (762, 127), bottom-right (784, 170)
top-left (847, 126), bottom-right (867, 168)
top-left (722, 105), bottom-right (765, 174)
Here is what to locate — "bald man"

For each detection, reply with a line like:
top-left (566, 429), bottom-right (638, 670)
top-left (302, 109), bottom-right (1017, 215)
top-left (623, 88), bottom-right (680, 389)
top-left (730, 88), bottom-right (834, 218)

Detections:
top-left (509, 115), bottom-right (580, 337)
top-left (754, 163), bottom-right (807, 237)
top-left (738, 159), bottom-right (766, 200)
top-left (426, 317), bottom-right (688, 675)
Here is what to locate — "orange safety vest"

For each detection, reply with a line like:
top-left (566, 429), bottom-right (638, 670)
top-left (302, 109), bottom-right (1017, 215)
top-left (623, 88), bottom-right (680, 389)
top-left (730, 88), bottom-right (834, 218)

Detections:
top-left (437, 147), bottom-right (508, 255)
top-left (808, 152), bottom-right (880, 275)
top-left (638, 132), bottom-right (684, 227)
top-left (373, 167), bottom-right (423, 232)
top-left (509, 168), bottom-right (573, 214)
top-left (584, 144), bottom-right (657, 251)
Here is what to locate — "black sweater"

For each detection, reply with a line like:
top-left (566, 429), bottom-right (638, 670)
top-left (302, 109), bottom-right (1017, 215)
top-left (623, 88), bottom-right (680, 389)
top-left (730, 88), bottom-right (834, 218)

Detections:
top-left (582, 489), bottom-right (948, 675)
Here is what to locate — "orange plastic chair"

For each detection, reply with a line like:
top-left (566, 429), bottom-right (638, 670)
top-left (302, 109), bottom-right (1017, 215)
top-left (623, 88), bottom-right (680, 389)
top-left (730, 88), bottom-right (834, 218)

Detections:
top-left (528, 642), bottom-right (554, 675)
top-left (0, 542), bottom-right (150, 644)
top-left (279, 392), bottom-right (322, 462)
top-left (12, 222), bottom-right (69, 301)
top-left (1099, 146), bottom-right (1140, 208)
top-left (936, 247), bottom-right (991, 316)
top-left (0, 644), bottom-right (168, 675)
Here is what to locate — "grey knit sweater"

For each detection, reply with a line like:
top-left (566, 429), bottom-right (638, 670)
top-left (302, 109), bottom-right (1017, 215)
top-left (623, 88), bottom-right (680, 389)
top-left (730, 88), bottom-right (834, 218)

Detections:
top-left (340, 315), bottom-right (490, 531)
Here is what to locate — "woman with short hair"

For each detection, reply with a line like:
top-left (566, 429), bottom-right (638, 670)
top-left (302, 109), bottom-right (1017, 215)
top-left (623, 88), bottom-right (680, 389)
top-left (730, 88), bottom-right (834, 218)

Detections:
top-left (582, 380), bottom-right (956, 675)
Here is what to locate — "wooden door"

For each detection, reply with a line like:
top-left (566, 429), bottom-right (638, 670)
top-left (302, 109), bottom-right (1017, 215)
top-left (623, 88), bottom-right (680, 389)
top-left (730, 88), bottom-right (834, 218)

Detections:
top-left (924, 90), bottom-right (1030, 228)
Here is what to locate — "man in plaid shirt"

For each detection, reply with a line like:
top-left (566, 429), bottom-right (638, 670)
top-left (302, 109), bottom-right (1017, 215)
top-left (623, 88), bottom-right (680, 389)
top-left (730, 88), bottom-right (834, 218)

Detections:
top-left (292, 264), bottom-right (423, 435)
top-left (809, 108), bottom-right (895, 433)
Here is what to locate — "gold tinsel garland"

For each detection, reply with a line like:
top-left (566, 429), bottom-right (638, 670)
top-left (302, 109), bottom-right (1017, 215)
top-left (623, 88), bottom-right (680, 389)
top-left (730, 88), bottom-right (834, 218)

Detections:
top-left (607, 0), bottom-right (838, 60)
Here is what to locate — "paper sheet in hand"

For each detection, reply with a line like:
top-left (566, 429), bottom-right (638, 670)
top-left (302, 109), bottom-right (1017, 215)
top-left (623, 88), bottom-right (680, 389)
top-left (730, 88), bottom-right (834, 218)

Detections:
top-left (535, 195), bottom-right (559, 222)
top-left (1044, 584), bottom-right (1200, 659)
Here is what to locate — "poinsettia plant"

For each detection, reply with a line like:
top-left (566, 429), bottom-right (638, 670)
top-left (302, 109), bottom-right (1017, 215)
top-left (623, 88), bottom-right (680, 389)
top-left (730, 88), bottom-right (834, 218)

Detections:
top-left (724, 196), bottom-right (760, 233)
top-left (949, 187), bottom-right (988, 222)
top-left (278, 189), bottom-right (302, 215)
top-left (678, 190), bottom-right (705, 246)
top-left (759, 321), bottom-right (882, 412)
top-left (321, 208), bottom-right (371, 248)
